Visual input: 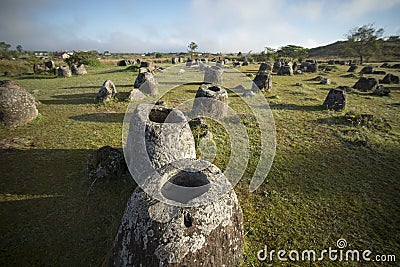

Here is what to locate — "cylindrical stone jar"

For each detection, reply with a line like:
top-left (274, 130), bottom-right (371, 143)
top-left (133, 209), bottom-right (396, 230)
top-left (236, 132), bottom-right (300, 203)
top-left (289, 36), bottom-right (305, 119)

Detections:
top-left (109, 159), bottom-right (244, 267)
top-left (204, 66), bottom-right (223, 84)
top-left (192, 84), bottom-right (228, 118)
top-left (124, 104), bottom-right (196, 183)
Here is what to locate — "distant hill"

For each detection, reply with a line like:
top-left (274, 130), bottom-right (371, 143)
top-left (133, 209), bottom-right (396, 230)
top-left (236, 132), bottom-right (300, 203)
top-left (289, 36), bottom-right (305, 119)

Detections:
top-left (308, 39), bottom-right (400, 61)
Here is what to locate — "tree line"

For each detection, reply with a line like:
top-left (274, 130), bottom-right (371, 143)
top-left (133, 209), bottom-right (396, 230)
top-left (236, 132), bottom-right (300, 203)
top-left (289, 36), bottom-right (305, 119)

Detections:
top-left (2, 24), bottom-right (397, 64)
top-left (188, 24), bottom-right (397, 64)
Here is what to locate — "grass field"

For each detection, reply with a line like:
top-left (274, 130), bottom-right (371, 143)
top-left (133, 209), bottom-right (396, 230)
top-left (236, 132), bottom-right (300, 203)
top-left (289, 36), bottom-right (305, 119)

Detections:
top-left (0, 62), bottom-right (399, 266)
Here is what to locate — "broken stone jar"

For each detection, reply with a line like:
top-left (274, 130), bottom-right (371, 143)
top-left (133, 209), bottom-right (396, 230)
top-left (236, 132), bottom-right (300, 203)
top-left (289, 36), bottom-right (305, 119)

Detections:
top-left (109, 158), bottom-right (244, 267)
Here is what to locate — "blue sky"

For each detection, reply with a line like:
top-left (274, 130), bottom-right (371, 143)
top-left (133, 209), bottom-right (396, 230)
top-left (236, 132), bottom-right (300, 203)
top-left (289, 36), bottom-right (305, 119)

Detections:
top-left (0, 0), bottom-right (399, 53)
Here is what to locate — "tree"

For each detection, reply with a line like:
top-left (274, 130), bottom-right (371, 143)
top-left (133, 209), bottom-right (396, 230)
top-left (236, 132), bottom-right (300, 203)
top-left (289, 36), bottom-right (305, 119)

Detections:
top-left (276, 45), bottom-right (308, 62)
top-left (344, 23), bottom-right (384, 64)
top-left (188, 41), bottom-right (198, 58)
top-left (64, 50), bottom-right (101, 67)
top-left (263, 46), bottom-right (277, 61)
top-left (16, 45), bottom-right (23, 53)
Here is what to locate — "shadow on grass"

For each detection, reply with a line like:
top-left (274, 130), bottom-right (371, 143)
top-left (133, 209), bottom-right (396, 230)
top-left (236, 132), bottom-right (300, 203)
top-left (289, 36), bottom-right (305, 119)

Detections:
top-left (0, 148), bottom-right (134, 266)
top-left (316, 116), bottom-right (348, 126)
top-left (387, 86), bottom-right (400, 91)
top-left (15, 73), bottom-right (57, 80)
top-left (159, 81), bottom-right (205, 86)
top-left (40, 93), bottom-right (95, 105)
top-left (62, 84), bottom-right (132, 90)
top-left (70, 113), bottom-right (125, 123)
top-left (269, 103), bottom-right (325, 111)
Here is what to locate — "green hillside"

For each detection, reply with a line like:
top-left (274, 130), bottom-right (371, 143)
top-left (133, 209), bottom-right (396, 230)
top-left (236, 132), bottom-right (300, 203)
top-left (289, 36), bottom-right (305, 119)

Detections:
top-left (309, 38), bottom-right (400, 61)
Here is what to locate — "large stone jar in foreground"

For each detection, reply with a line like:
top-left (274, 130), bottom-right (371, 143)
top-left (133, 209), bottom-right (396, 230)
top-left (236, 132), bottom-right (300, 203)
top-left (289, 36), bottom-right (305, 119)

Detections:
top-left (110, 159), bottom-right (244, 267)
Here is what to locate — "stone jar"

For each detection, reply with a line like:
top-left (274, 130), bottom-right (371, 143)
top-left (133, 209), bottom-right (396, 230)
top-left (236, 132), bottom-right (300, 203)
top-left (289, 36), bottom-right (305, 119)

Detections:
top-left (252, 71), bottom-right (272, 91)
top-left (96, 80), bottom-right (116, 103)
top-left (57, 65), bottom-right (71, 77)
top-left (323, 88), bottom-right (346, 111)
top-left (192, 84), bottom-right (228, 118)
top-left (133, 71), bottom-right (158, 96)
top-left (109, 158), bottom-right (244, 267)
top-left (124, 104), bottom-right (196, 182)
top-left (0, 86), bottom-right (38, 127)
top-left (204, 66), bottom-right (223, 84)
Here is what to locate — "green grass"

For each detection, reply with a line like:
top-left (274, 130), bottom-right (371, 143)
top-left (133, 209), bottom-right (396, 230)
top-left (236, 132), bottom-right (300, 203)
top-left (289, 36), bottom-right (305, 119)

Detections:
top-left (1, 62), bottom-right (399, 266)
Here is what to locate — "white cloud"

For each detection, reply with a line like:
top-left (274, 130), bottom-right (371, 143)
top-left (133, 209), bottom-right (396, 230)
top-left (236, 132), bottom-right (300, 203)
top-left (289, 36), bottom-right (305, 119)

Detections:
top-left (0, 0), bottom-right (399, 52)
top-left (333, 0), bottom-right (400, 20)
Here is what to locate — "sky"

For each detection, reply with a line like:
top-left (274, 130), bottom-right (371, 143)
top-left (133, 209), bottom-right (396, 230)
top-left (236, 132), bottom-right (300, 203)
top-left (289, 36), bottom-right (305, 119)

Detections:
top-left (0, 0), bottom-right (399, 53)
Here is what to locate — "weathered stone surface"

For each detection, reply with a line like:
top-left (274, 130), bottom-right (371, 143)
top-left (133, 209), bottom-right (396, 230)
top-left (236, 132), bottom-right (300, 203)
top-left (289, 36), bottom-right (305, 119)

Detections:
top-left (133, 71), bottom-right (158, 95)
top-left (273, 61), bottom-right (282, 72)
top-left (117, 59), bottom-right (131, 66)
top-left (204, 66), bottom-right (223, 84)
top-left (96, 80), bottom-right (116, 103)
top-left (44, 60), bottom-right (55, 70)
top-left (292, 62), bottom-right (298, 72)
top-left (0, 85), bottom-right (38, 127)
top-left (308, 62), bottom-right (318, 72)
top-left (126, 88), bottom-right (145, 101)
top-left (0, 80), bottom-right (22, 90)
top-left (71, 64), bottom-right (87, 75)
top-left (140, 61), bottom-right (155, 72)
top-left (171, 57), bottom-right (179, 64)
top-left (109, 159), bottom-right (244, 267)
top-left (353, 77), bottom-right (378, 91)
top-left (372, 85), bottom-right (390, 96)
top-left (323, 88), bottom-right (346, 111)
top-left (125, 104), bottom-right (196, 178)
top-left (359, 66), bottom-right (374, 74)
top-left (278, 63), bottom-right (293, 75)
top-left (57, 66), bottom-right (72, 77)
top-left (216, 60), bottom-right (224, 68)
top-left (379, 73), bottom-right (399, 84)
top-left (300, 61), bottom-right (318, 73)
top-left (252, 71), bottom-right (272, 91)
top-left (347, 64), bottom-right (358, 72)
top-left (259, 62), bottom-right (273, 72)
top-left (87, 146), bottom-right (127, 181)
top-left (33, 63), bottom-right (46, 73)
top-left (192, 84), bottom-right (228, 118)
